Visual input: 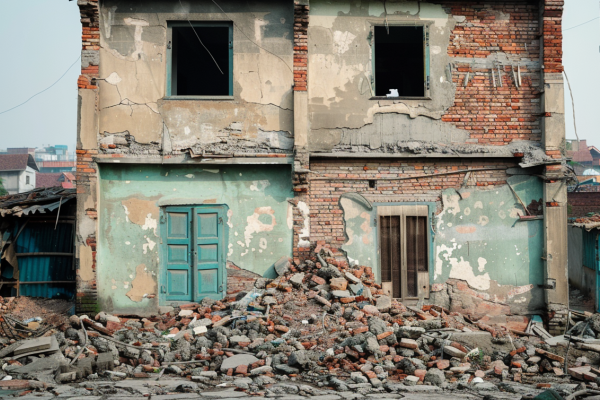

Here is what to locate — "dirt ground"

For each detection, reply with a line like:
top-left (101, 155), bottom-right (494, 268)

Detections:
top-left (2, 297), bottom-right (72, 327)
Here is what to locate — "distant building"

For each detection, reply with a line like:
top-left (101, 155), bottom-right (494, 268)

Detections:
top-left (0, 154), bottom-right (39, 194)
top-left (568, 140), bottom-right (600, 167)
top-left (34, 145), bottom-right (76, 173)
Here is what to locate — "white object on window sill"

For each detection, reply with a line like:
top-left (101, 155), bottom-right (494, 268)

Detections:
top-left (387, 89), bottom-right (399, 97)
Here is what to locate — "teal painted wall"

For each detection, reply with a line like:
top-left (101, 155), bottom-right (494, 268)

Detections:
top-left (340, 176), bottom-right (544, 308)
top-left (97, 164), bottom-right (293, 314)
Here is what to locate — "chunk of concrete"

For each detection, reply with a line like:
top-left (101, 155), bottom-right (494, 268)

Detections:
top-left (96, 352), bottom-right (115, 373)
top-left (376, 295), bottom-right (391, 312)
top-left (220, 354), bottom-right (259, 372)
top-left (444, 346), bottom-right (466, 358)
top-left (274, 256), bottom-right (291, 276)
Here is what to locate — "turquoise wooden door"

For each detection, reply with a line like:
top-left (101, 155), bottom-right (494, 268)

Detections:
top-left (162, 205), bottom-right (227, 302)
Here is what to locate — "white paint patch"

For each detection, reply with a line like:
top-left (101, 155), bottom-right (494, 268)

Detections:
top-left (435, 242), bottom-right (458, 279)
top-left (244, 207), bottom-right (276, 247)
top-left (333, 30), bottom-right (356, 54)
top-left (123, 17), bottom-right (149, 61)
top-left (241, 249), bottom-right (249, 257)
top-left (474, 201), bottom-right (483, 209)
top-left (254, 18), bottom-right (267, 43)
top-left (449, 257), bottom-right (491, 290)
top-left (477, 257), bottom-right (487, 272)
top-left (250, 180), bottom-right (270, 192)
top-left (105, 72), bottom-right (122, 85)
top-left (498, 210), bottom-right (506, 219)
top-left (203, 169), bottom-right (219, 174)
top-left (228, 243), bottom-right (233, 257)
top-left (259, 238), bottom-right (268, 249)
top-left (184, 126), bottom-right (191, 135)
top-left (122, 205), bottom-right (130, 222)
top-left (297, 201), bottom-right (310, 248)
top-left (227, 209), bottom-right (233, 228)
top-left (185, 174), bottom-right (195, 179)
top-left (125, 241), bottom-right (131, 245)
top-left (514, 297), bottom-right (528, 304)
top-left (431, 45), bottom-right (442, 55)
top-left (478, 215), bottom-right (489, 226)
top-left (142, 213), bottom-right (158, 236)
top-left (509, 208), bottom-right (524, 218)
top-left (142, 238), bottom-right (156, 254)
top-left (287, 203), bottom-right (293, 230)
top-left (464, 207), bottom-right (471, 216)
top-left (443, 193), bottom-right (461, 215)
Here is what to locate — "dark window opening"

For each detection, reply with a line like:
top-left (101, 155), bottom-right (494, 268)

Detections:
top-left (374, 26), bottom-right (424, 97)
top-left (368, 180), bottom-right (376, 189)
top-left (25, 176), bottom-right (30, 185)
top-left (171, 24), bottom-right (231, 96)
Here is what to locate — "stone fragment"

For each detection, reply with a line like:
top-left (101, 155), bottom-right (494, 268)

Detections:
top-left (179, 310), bottom-right (193, 317)
top-left (444, 346), bottom-right (466, 358)
top-left (274, 256), bottom-right (291, 276)
top-left (399, 338), bottom-right (418, 349)
top-left (330, 278), bottom-right (348, 291)
top-left (424, 368), bottom-right (445, 386)
top-left (376, 295), bottom-right (391, 312)
top-left (289, 273), bottom-right (305, 287)
top-left (345, 271), bottom-right (362, 284)
top-left (96, 352), bottom-right (115, 373)
top-left (220, 354), bottom-right (259, 372)
top-left (332, 290), bottom-right (351, 298)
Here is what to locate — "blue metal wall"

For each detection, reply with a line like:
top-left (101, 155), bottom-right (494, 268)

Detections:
top-left (11, 222), bottom-right (75, 299)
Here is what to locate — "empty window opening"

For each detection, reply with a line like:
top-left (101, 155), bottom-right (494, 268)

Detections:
top-left (379, 205), bottom-right (429, 300)
top-left (170, 23), bottom-right (232, 96)
top-left (374, 26), bottom-right (425, 97)
top-left (368, 180), bottom-right (376, 189)
top-left (25, 176), bottom-right (30, 185)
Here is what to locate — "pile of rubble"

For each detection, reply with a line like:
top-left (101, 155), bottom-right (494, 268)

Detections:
top-left (1, 252), bottom-right (600, 398)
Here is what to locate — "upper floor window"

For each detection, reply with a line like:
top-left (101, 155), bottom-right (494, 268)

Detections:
top-left (167, 22), bottom-right (233, 98)
top-left (26, 175), bottom-right (30, 185)
top-left (372, 25), bottom-right (430, 98)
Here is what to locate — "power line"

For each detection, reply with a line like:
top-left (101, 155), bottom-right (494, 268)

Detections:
top-left (0, 56), bottom-right (81, 116)
top-left (210, 0), bottom-right (293, 74)
top-left (563, 16), bottom-right (599, 32)
top-left (178, 0), bottom-right (224, 74)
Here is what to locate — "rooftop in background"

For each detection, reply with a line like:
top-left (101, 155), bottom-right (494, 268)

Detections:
top-left (567, 139), bottom-right (600, 167)
top-left (0, 154), bottom-right (39, 172)
top-left (35, 172), bottom-right (75, 189)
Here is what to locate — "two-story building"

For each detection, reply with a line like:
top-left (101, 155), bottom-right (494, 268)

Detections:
top-left (75, 0), bottom-right (568, 333)
top-left (0, 154), bottom-right (39, 194)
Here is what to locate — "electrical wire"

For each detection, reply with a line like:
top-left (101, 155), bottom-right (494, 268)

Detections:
top-left (210, 0), bottom-right (293, 74)
top-left (178, 0), bottom-right (224, 74)
top-left (563, 16), bottom-right (599, 32)
top-left (0, 56), bottom-right (80, 116)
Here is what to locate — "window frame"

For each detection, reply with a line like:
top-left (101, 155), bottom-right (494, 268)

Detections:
top-left (165, 21), bottom-right (234, 100)
top-left (376, 203), bottom-right (434, 300)
top-left (368, 21), bottom-right (432, 100)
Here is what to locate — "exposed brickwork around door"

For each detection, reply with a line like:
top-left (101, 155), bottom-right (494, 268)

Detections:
top-left (439, 1), bottom-right (542, 145)
top-left (307, 158), bottom-right (516, 256)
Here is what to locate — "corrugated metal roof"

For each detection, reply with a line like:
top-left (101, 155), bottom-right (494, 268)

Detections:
top-left (571, 214), bottom-right (600, 231)
top-left (0, 187), bottom-right (76, 217)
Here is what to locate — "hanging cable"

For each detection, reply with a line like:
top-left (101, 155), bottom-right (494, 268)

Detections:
top-left (0, 56), bottom-right (80, 116)
top-left (178, 0), bottom-right (224, 74)
top-left (563, 16), bottom-right (599, 32)
top-left (210, 0), bottom-right (293, 74)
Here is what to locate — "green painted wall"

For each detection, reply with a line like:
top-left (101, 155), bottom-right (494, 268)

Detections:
top-left (340, 176), bottom-right (544, 303)
top-left (97, 164), bottom-right (293, 314)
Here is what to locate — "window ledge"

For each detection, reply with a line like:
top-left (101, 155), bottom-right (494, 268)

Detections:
top-left (370, 96), bottom-right (431, 101)
top-left (163, 96), bottom-right (234, 101)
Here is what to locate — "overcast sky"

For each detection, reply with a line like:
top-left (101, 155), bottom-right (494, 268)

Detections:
top-left (0, 0), bottom-right (597, 152)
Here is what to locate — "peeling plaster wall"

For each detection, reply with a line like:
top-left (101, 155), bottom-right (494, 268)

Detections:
top-left (306, 0), bottom-right (543, 154)
top-left (339, 175), bottom-right (545, 314)
top-left (97, 164), bottom-right (292, 314)
top-left (98, 0), bottom-right (293, 154)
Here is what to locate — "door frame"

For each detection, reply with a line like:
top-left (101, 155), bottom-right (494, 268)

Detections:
top-left (158, 204), bottom-right (229, 305)
top-left (374, 202), bottom-right (436, 300)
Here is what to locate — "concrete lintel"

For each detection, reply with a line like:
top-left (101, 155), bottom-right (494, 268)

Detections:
top-left (94, 156), bottom-right (293, 165)
top-left (310, 152), bottom-right (522, 159)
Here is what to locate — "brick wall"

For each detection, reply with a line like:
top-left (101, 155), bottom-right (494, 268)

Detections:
top-left (542, 1), bottom-right (564, 74)
top-left (440, 1), bottom-right (542, 145)
top-left (293, 3), bottom-right (309, 91)
top-left (568, 192), bottom-right (600, 218)
top-left (308, 158), bottom-right (516, 255)
top-left (76, 0), bottom-right (100, 314)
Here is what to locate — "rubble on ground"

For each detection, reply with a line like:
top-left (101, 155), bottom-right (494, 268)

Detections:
top-left (0, 252), bottom-right (600, 399)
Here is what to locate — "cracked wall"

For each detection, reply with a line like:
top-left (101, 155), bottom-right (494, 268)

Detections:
top-left (97, 0), bottom-right (293, 155)
top-left (317, 159), bottom-right (544, 315)
top-left (307, 0), bottom-right (543, 154)
top-left (97, 163), bottom-right (292, 315)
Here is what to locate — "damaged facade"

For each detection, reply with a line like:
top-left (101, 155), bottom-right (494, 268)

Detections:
top-left (75, 0), bottom-right (568, 331)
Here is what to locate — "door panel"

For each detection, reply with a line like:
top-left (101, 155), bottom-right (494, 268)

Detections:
top-left (165, 209), bottom-right (192, 301)
top-left (194, 207), bottom-right (225, 300)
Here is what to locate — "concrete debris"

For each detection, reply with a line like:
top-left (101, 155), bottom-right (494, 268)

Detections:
top-left (0, 253), bottom-right (598, 398)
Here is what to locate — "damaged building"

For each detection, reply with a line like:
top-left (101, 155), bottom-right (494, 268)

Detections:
top-left (75, 0), bottom-right (568, 333)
